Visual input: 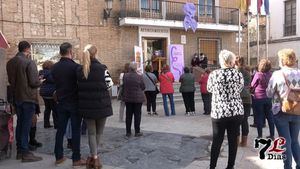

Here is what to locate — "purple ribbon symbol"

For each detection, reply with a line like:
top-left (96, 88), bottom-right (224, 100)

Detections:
top-left (171, 46), bottom-right (182, 76)
top-left (183, 3), bottom-right (197, 32)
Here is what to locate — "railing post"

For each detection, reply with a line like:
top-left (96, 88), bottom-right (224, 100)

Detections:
top-left (215, 6), bottom-right (219, 24)
top-left (162, 0), bottom-right (166, 19)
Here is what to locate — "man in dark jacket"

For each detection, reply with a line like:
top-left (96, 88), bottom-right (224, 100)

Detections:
top-left (51, 42), bottom-right (85, 166)
top-left (6, 41), bottom-right (43, 162)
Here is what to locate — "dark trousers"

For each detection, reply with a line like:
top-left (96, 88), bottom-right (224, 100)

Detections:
top-left (239, 103), bottom-right (251, 136)
top-left (253, 98), bottom-right (275, 137)
top-left (144, 91), bottom-right (157, 112)
top-left (43, 98), bottom-right (58, 128)
top-left (182, 92), bottom-right (195, 113)
top-left (202, 93), bottom-right (212, 114)
top-left (125, 102), bottom-right (142, 134)
top-left (15, 102), bottom-right (35, 154)
top-left (54, 101), bottom-right (82, 161)
top-left (210, 116), bottom-right (242, 169)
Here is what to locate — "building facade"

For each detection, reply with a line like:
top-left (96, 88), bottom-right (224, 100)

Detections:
top-left (0, 0), bottom-right (245, 99)
top-left (250, 0), bottom-right (299, 67)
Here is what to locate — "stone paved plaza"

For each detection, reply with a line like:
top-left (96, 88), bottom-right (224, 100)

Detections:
top-left (0, 100), bottom-right (298, 169)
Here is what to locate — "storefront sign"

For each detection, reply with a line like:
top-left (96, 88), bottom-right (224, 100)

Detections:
top-left (134, 46), bottom-right (143, 73)
top-left (169, 44), bottom-right (184, 81)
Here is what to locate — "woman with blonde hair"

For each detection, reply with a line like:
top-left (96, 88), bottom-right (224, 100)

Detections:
top-left (267, 49), bottom-right (300, 169)
top-left (207, 50), bottom-right (244, 169)
top-left (76, 44), bottom-right (113, 169)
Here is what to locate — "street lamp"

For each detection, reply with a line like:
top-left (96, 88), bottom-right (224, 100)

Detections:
top-left (104, 0), bottom-right (113, 20)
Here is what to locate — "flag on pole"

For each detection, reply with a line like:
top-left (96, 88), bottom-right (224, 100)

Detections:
top-left (239, 0), bottom-right (247, 13)
top-left (257, 0), bottom-right (263, 14)
top-left (0, 31), bottom-right (10, 49)
top-left (264, 0), bottom-right (270, 15)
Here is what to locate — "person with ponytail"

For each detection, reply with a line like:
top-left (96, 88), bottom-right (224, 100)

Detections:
top-left (76, 44), bottom-right (113, 169)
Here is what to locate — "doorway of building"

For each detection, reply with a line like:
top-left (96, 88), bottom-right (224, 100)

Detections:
top-left (142, 37), bottom-right (167, 77)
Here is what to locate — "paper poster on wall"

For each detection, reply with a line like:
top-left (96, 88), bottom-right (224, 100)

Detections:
top-left (169, 44), bottom-right (184, 81)
top-left (134, 46), bottom-right (144, 73)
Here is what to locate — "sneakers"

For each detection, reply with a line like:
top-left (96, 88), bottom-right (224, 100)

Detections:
top-left (153, 112), bottom-right (158, 116)
top-left (22, 152), bottom-right (43, 163)
top-left (73, 158), bottom-right (86, 166)
top-left (185, 112), bottom-right (190, 116)
top-left (126, 133), bottom-right (132, 137)
top-left (147, 112), bottom-right (152, 116)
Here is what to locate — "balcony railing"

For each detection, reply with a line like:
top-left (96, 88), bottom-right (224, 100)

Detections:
top-left (120, 0), bottom-right (239, 25)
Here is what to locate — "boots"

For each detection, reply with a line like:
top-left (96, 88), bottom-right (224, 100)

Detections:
top-left (86, 157), bottom-right (94, 169)
top-left (29, 127), bottom-right (42, 148)
top-left (67, 139), bottom-right (72, 149)
top-left (94, 157), bottom-right (102, 169)
top-left (22, 152), bottom-right (43, 163)
top-left (240, 136), bottom-right (248, 147)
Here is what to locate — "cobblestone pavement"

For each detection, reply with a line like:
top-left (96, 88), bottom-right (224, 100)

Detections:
top-left (0, 100), bottom-right (298, 169)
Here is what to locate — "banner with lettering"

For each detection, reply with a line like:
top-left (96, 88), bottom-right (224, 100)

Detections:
top-left (169, 44), bottom-right (184, 81)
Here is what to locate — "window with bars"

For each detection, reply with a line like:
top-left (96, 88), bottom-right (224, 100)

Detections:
top-left (284, 0), bottom-right (296, 36)
top-left (141, 0), bottom-right (160, 12)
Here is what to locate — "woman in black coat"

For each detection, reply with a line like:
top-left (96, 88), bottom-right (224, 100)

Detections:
top-left (123, 62), bottom-right (145, 137)
top-left (77, 44), bottom-right (113, 169)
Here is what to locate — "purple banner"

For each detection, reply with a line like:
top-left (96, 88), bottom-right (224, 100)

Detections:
top-left (183, 3), bottom-right (197, 32)
top-left (169, 44), bottom-right (184, 81)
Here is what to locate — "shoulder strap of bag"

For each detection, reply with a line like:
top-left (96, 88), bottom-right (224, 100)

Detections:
top-left (146, 73), bottom-right (156, 86)
top-left (282, 72), bottom-right (291, 90)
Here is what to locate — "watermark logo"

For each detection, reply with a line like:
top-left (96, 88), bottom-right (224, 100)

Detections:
top-left (254, 137), bottom-right (286, 160)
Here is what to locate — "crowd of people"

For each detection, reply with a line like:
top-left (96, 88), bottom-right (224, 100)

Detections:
top-left (6, 40), bottom-right (300, 169)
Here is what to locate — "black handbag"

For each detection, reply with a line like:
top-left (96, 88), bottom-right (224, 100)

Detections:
top-left (146, 73), bottom-right (159, 94)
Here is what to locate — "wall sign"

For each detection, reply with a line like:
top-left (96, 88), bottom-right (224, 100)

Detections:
top-left (181, 35), bottom-right (187, 44)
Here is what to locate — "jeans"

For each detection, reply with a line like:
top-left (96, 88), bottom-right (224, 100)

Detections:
top-left (253, 98), bottom-right (275, 137)
top-left (43, 98), bottom-right (58, 128)
top-left (15, 102), bottom-right (36, 154)
top-left (125, 102), bottom-right (142, 134)
top-left (238, 103), bottom-right (251, 136)
top-left (202, 93), bottom-right (212, 114)
top-left (182, 92), bottom-right (195, 113)
top-left (162, 94), bottom-right (175, 116)
top-left (210, 116), bottom-right (242, 169)
top-left (274, 112), bottom-right (300, 169)
top-left (145, 91), bottom-right (157, 112)
top-left (54, 101), bottom-right (82, 161)
top-left (85, 118), bottom-right (106, 156)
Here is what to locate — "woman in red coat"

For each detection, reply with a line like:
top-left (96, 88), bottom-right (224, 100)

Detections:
top-left (159, 65), bottom-right (175, 116)
top-left (199, 69), bottom-right (212, 115)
